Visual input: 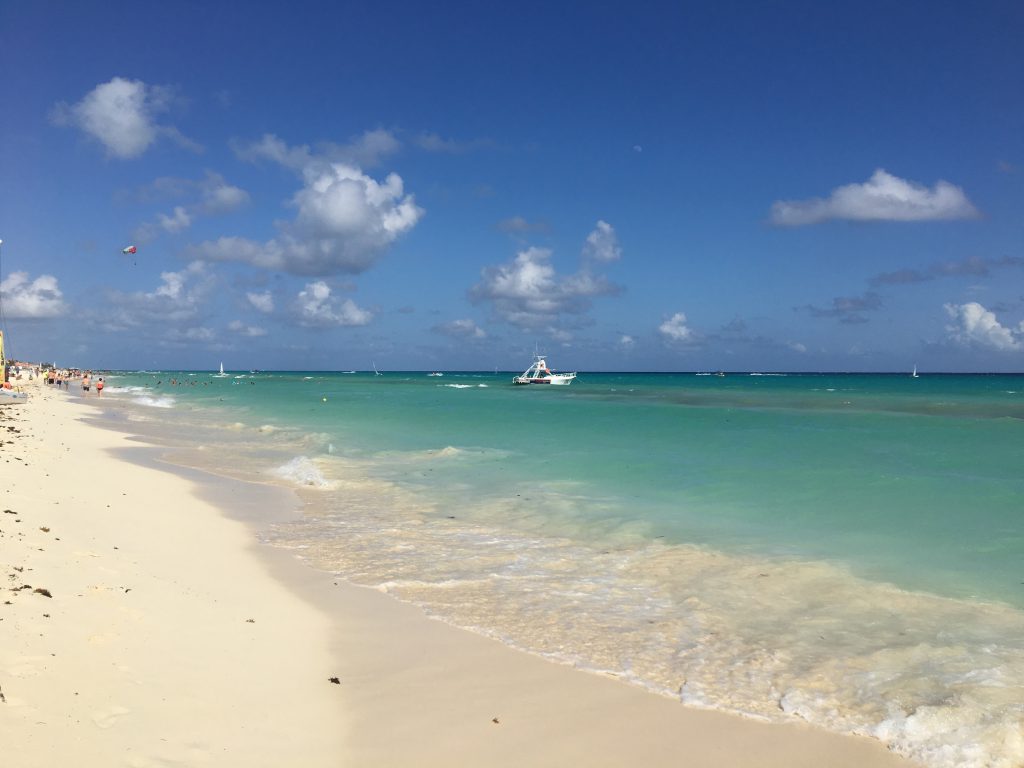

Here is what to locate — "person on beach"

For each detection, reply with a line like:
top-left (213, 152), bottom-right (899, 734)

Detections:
top-left (96, 377), bottom-right (104, 396)
top-left (82, 373), bottom-right (91, 393)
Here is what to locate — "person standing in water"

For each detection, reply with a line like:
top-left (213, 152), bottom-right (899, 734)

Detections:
top-left (96, 377), bottom-right (104, 396)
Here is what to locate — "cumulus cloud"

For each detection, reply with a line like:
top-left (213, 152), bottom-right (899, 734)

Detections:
top-left (157, 206), bottom-right (192, 234)
top-left (133, 172), bottom-right (249, 242)
top-left (658, 312), bottom-right (696, 343)
top-left (195, 139), bottom-right (423, 276)
top-left (227, 320), bottom-right (268, 337)
top-left (619, 334), bottom-right (635, 347)
top-left (104, 261), bottom-right (215, 331)
top-left (470, 222), bottom-right (623, 329)
top-left (770, 169), bottom-right (979, 226)
top-left (0, 272), bottom-right (66, 318)
top-left (432, 318), bottom-right (486, 339)
top-left (247, 291), bottom-right (274, 313)
top-left (944, 302), bottom-right (1022, 351)
top-left (292, 281), bottom-right (372, 327)
top-left (581, 220), bottom-right (622, 263)
top-left (50, 77), bottom-right (197, 159)
top-left (198, 172), bottom-right (250, 214)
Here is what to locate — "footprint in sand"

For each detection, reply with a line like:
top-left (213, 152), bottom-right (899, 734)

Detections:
top-left (92, 705), bottom-right (131, 728)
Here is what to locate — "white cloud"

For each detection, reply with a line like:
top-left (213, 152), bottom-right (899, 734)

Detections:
top-left (294, 163), bottom-right (421, 244)
top-left (771, 169), bottom-right (979, 226)
top-left (228, 320), bottom-right (268, 337)
top-left (292, 281), bottom-right (372, 327)
top-left (183, 327), bottom-right (215, 342)
top-left (235, 133), bottom-right (312, 170)
top-left (133, 172), bottom-right (249, 243)
top-left (247, 291), bottom-right (275, 313)
top-left (619, 334), bottom-right (635, 347)
top-left (50, 77), bottom-right (196, 159)
top-left (198, 172), bottom-right (249, 214)
top-left (433, 319), bottom-right (486, 339)
top-left (194, 152), bottom-right (423, 276)
top-left (471, 223), bottom-right (623, 329)
top-left (158, 206), bottom-right (192, 233)
top-left (659, 312), bottom-right (696, 343)
top-left (581, 220), bottom-right (622, 263)
top-left (787, 341), bottom-right (807, 353)
top-left (345, 129), bottom-right (402, 167)
top-left (0, 272), bottom-right (66, 318)
top-left (234, 129), bottom-right (400, 170)
top-left (104, 261), bottom-right (215, 330)
top-left (944, 302), bottom-right (1021, 351)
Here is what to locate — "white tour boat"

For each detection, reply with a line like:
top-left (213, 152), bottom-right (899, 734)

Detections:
top-left (513, 355), bottom-right (577, 386)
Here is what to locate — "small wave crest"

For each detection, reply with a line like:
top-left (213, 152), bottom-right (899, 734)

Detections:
top-left (131, 395), bottom-right (175, 408)
top-left (272, 456), bottom-right (331, 488)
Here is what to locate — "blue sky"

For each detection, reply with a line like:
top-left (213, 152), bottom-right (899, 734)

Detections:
top-left (1, 1), bottom-right (1022, 372)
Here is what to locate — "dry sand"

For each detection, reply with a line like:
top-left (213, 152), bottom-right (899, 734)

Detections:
top-left (2, 381), bottom-right (919, 767)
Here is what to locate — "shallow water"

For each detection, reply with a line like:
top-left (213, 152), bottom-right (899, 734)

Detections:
top-left (99, 371), bottom-right (1024, 767)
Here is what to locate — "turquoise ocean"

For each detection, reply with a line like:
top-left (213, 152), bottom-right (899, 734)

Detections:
top-left (99, 370), bottom-right (1023, 767)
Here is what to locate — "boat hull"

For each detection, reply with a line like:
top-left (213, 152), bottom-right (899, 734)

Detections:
top-left (512, 375), bottom-right (575, 385)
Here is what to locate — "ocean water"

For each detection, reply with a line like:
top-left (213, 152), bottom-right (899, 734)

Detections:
top-left (99, 370), bottom-right (1023, 767)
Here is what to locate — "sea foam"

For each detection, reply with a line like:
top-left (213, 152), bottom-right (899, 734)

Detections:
top-left (131, 395), bottom-right (175, 408)
top-left (272, 456), bottom-right (331, 488)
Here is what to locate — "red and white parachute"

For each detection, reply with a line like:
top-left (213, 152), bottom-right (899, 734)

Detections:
top-left (121, 245), bottom-right (137, 255)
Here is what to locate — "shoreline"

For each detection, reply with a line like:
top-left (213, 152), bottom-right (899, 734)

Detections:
top-left (3, 382), bottom-right (918, 767)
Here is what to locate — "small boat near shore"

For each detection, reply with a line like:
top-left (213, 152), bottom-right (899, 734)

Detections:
top-left (0, 386), bottom-right (27, 402)
top-left (513, 355), bottom-right (577, 386)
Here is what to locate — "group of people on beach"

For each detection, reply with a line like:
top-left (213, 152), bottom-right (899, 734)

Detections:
top-left (40, 368), bottom-right (104, 396)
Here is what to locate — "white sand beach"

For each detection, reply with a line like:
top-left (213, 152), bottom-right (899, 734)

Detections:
top-left (2, 381), bottom-right (918, 767)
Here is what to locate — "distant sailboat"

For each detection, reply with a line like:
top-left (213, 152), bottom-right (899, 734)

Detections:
top-left (911, 365), bottom-right (919, 379)
top-left (213, 362), bottom-right (230, 378)
top-left (372, 362), bottom-right (382, 376)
